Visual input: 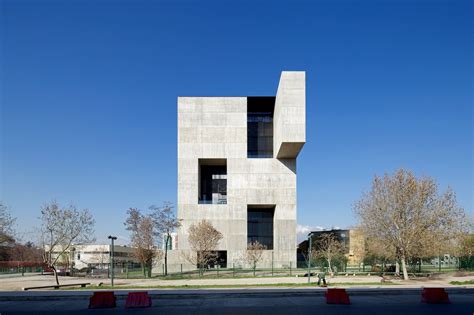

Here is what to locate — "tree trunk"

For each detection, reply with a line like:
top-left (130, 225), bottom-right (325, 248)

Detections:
top-left (147, 262), bottom-right (152, 278)
top-left (401, 256), bottom-right (409, 280)
top-left (395, 261), bottom-right (400, 276)
top-left (327, 258), bottom-right (332, 275)
top-left (51, 265), bottom-right (59, 285)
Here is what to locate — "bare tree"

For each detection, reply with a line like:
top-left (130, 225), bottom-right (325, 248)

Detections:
top-left (0, 202), bottom-right (16, 246)
top-left (124, 208), bottom-right (157, 278)
top-left (245, 241), bottom-right (266, 276)
top-left (40, 201), bottom-right (95, 285)
top-left (150, 202), bottom-right (181, 276)
top-left (354, 169), bottom-right (468, 280)
top-left (183, 220), bottom-right (223, 275)
top-left (9, 241), bottom-right (43, 274)
top-left (313, 233), bottom-right (346, 275)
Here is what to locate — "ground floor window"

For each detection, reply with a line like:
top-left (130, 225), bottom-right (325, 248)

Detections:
top-left (247, 205), bottom-right (275, 250)
top-left (197, 250), bottom-right (227, 269)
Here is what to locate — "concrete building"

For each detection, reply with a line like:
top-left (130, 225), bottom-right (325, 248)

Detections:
top-left (161, 232), bottom-right (178, 251)
top-left (173, 71), bottom-right (305, 269)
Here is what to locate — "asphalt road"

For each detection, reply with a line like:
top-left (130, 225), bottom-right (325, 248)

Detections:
top-left (0, 291), bottom-right (473, 315)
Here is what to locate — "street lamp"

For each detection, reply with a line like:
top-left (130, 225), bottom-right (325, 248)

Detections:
top-left (108, 235), bottom-right (117, 287)
top-left (70, 247), bottom-right (76, 277)
top-left (307, 232), bottom-right (313, 284)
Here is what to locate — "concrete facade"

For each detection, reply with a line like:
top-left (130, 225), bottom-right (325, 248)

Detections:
top-left (175, 71), bottom-right (305, 269)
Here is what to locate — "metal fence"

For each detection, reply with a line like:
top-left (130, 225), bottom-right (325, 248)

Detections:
top-left (1, 256), bottom-right (472, 278)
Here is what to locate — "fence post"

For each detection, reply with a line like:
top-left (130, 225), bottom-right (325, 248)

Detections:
top-left (290, 261), bottom-right (292, 276)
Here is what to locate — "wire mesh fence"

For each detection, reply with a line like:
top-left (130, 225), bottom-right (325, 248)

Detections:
top-left (1, 256), bottom-right (472, 278)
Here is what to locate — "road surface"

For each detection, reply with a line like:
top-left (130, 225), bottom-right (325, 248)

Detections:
top-left (0, 289), bottom-right (473, 314)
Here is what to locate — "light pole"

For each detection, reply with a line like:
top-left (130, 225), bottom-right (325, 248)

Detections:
top-left (307, 232), bottom-right (312, 284)
top-left (70, 247), bottom-right (75, 277)
top-left (108, 235), bottom-right (117, 287)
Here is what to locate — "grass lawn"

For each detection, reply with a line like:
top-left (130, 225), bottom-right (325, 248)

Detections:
top-left (449, 280), bottom-right (474, 285)
top-left (64, 281), bottom-right (398, 290)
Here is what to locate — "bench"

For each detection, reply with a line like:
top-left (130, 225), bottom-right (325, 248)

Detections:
top-left (23, 283), bottom-right (91, 291)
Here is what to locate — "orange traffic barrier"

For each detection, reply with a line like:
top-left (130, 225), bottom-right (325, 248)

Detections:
top-left (421, 288), bottom-right (450, 304)
top-left (88, 291), bottom-right (116, 309)
top-left (325, 288), bottom-right (350, 304)
top-left (125, 291), bottom-right (152, 308)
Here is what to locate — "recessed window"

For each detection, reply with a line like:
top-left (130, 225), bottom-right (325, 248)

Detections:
top-left (247, 205), bottom-right (275, 249)
top-left (247, 97), bottom-right (275, 158)
top-left (198, 159), bottom-right (227, 204)
top-left (197, 251), bottom-right (227, 268)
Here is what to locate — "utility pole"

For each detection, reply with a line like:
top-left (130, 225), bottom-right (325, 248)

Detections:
top-left (307, 232), bottom-right (312, 284)
top-left (108, 235), bottom-right (117, 287)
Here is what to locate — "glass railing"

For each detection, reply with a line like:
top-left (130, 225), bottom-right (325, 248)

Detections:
top-left (198, 194), bottom-right (227, 204)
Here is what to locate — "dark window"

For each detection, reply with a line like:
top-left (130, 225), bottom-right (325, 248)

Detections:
top-left (199, 159), bottom-right (227, 204)
top-left (247, 97), bottom-right (275, 158)
top-left (197, 251), bottom-right (227, 268)
top-left (247, 206), bottom-right (275, 249)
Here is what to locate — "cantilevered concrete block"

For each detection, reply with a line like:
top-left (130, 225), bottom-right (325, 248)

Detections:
top-left (274, 71), bottom-right (306, 158)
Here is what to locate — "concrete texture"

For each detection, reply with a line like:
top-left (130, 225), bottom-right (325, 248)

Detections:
top-left (274, 71), bottom-right (305, 158)
top-left (173, 72), bottom-right (306, 271)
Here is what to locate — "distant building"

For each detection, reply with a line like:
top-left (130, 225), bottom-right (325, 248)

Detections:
top-left (47, 244), bottom-right (140, 270)
top-left (162, 232), bottom-right (178, 251)
top-left (298, 228), bottom-right (365, 266)
top-left (431, 254), bottom-right (458, 268)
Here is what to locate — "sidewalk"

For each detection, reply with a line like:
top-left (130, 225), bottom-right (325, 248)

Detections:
top-left (0, 274), bottom-right (473, 291)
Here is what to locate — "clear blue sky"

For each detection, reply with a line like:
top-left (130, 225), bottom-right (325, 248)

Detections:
top-left (1, 0), bottom-right (472, 244)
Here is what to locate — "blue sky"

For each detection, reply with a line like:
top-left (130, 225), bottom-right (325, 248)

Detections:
top-left (1, 0), bottom-right (472, 244)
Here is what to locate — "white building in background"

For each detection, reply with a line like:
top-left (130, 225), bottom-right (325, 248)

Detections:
top-left (48, 244), bottom-right (139, 270)
top-left (162, 232), bottom-right (178, 251)
top-left (171, 71), bottom-right (306, 270)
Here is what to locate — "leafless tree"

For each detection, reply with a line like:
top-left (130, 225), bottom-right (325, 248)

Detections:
top-left (124, 208), bottom-right (157, 278)
top-left (40, 201), bottom-right (95, 285)
top-left (313, 233), bottom-right (346, 275)
top-left (0, 202), bottom-right (16, 246)
top-left (354, 169), bottom-right (468, 280)
top-left (9, 241), bottom-right (43, 273)
top-left (245, 241), bottom-right (266, 276)
top-left (150, 202), bottom-right (181, 276)
top-left (183, 220), bottom-right (223, 275)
